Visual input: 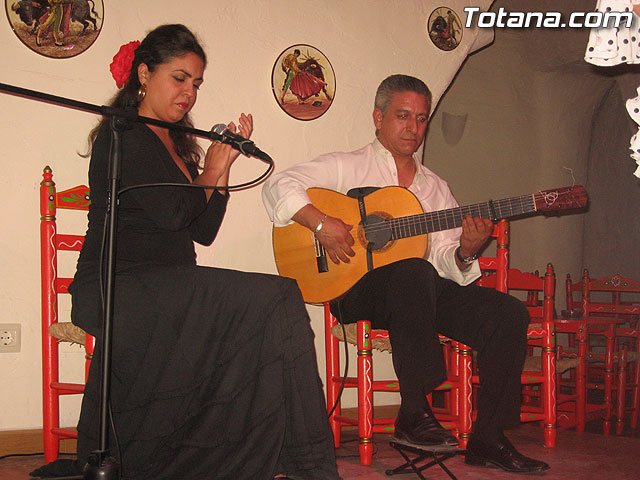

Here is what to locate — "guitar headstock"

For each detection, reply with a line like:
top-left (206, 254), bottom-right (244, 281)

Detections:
top-left (534, 185), bottom-right (588, 213)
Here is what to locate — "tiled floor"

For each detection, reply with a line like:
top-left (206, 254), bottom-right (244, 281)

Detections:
top-left (335, 424), bottom-right (639, 479)
top-left (1, 423), bottom-right (638, 479)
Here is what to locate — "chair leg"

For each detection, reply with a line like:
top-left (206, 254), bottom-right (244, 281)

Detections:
top-left (603, 333), bottom-right (615, 435)
top-left (43, 325), bottom-right (60, 463)
top-left (458, 344), bottom-right (472, 449)
top-left (324, 304), bottom-right (341, 448)
top-left (616, 349), bottom-right (627, 435)
top-left (357, 320), bottom-right (374, 465)
top-left (631, 355), bottom-right (640, 430)
top-left (576, 338), bottom-right (587, 432)
top-left (43, 386), bottom-right (60, 463)
top-left (543, 346), bottom-right (557, 448)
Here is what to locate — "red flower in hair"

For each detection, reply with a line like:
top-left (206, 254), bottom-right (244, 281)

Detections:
top-left (110, 41), bottom-right (141, 88)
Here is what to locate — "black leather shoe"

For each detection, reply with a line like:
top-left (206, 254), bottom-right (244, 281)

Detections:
top-left (465, 434), bottom-right (550, 473)
top-left (394, 409), bottom-right (459, 446)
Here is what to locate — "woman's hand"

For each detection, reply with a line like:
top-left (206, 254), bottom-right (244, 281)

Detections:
top-left (227, 112), bottom-right (253, 164)
top-left (196, 113), bottom-right (253, 195)
top-left (204, 113), bottom-right (254, 173)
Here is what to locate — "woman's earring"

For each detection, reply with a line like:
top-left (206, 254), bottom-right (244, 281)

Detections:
top-left (137, 84), bottom-right (147, 103)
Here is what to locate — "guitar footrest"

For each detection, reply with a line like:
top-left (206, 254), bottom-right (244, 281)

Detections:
top-left (386, 441), bottom-right (464, 479)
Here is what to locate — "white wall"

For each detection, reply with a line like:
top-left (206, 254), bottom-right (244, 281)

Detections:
top-left (0, 0), bottom-right (492, 431)
top-left (424, 7), bottom-right (640, 285)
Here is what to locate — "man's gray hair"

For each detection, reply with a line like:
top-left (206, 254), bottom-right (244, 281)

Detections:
top-left (374, 74), bottom-right (432, 116)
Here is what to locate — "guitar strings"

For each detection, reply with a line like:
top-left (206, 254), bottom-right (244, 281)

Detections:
top-left (360, 194), bottom-right (535, 237)
top-left (359, 188), bottom-right (582, 238)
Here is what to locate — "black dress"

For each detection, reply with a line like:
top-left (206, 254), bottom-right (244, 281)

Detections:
top-left (69, 123), bottom-right (341, 480)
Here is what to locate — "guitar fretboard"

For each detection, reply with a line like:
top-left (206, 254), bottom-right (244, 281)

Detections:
top-left (389, 194), bottom-right (536, 240)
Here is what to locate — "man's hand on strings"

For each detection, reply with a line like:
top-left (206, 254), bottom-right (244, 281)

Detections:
top-left (315, 216), bottom-right (356, 265)
top-left (459, 215), bottom-right (493, 259)
top-left (292, 204), bottom-right (355, 265)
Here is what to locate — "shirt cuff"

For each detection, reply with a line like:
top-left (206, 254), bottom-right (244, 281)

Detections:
top-left (440, 246), bottom-right (481, 286)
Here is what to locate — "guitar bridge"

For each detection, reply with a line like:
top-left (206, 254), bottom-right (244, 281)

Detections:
top-left (314, 235), bottom-right (329, 273)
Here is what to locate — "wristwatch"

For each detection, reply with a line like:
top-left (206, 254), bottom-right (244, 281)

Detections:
top-left (455, 246), bottom-right (478, 264)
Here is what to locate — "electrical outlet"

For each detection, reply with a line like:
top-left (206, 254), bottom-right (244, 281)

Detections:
top-left (0, 323), bottom-right (21, 353)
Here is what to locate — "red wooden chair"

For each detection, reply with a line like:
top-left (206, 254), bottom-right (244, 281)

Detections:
top-left (477, 264), bottom-right (577, 447)
top-left (323, 221), bottom-right (509, 465)
top-left (559, 271), bottom-right (611, 431)
top-left (512, 265), bottom-right (566, 447)
top-left (40, 166), bottom-right (93, 462)
top-left (564, 272), bottom-right (583, 318)
top-left (557, 272), bottom-right (583, 411)
top-left (581, 270), bottom-right (640, 321)
top-left (580, 270), bottom-right (640, 434)
top-left (454, 224), bottom-right (569, 447)
top-left (475, 220), bottom-right (509, 294)
top-left (324, 306), bottom-right (471, 465)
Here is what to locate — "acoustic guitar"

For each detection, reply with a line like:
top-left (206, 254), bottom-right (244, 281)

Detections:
top-left (272, 185), bottom-right (587, 303)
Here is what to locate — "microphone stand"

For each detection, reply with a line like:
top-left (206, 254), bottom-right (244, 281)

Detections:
top-left (81, 113), bottom-right (126, 480)
top-left (0, 82), bottom-right (271, 480)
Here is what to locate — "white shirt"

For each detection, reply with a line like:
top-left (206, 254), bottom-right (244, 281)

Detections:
top-left (262, 139), bottom-right (481, 286)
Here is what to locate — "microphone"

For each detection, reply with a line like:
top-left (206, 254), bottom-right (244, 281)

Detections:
top-left (209, 123), bottom-right (268, 160)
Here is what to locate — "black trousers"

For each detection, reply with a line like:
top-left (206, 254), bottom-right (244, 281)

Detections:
top-left (332, 258), bottom-right (529, 438)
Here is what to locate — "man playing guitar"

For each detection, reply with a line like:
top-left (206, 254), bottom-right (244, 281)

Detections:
top-left (262, 74), bottom-right (550, 474)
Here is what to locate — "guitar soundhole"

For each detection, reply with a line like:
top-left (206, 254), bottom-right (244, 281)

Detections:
top-left (358, 212), bottom-right (393, 251)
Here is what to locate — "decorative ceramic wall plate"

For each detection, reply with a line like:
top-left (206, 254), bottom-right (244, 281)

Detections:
top-left (271, 44), bottom-right (335, 121)
top-left (6, 0), bottom-right (104, 59)
top-left (427, 7), bottom-right (463, 51)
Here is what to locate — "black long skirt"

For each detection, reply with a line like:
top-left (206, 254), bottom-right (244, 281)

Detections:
top-left (70, 264), bottom-right (341, 480)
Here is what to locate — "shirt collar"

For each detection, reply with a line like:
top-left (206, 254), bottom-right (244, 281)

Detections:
top-left (372, 138), bottom-right (427, 185)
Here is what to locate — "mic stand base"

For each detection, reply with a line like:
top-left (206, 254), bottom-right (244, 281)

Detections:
top-left (82, 451), bottom-right (120, 480)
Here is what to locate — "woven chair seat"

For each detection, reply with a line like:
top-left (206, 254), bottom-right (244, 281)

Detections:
top-left (330, 323), bottom-right (456, 353)
top-left (587, 350), bottom-right (640, 362)
top-left (330, 323), bottom-right (392, 352)
top-left (48, 322), bottom-right (87, 346)
top-left (624, 351), bottom-right (640, 362)
top-left (331, 324), bottom-right (582, 373)
top-left (523, 355), bottom-right (580, 374)
top-left (561, 347), bottom-right (640, 363)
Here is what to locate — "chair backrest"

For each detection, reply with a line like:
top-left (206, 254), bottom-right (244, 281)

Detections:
top-left (507, 265), bottom-right (556, 324)
top-left (41, 165), bottom-right (91, 333)
top-left (564, 272), bottom-right (583, 317)
top-left (40, 165), bottom-right (92, 461)
top-left (581, 269), bottom-right (640, 319)
top-left (476, 219), bottom-right (509, 293)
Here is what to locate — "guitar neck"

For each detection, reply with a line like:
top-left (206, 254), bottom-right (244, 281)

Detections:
top-left (391, 194), bottom-right (536, 240)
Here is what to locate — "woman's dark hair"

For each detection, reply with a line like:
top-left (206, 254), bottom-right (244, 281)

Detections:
top-left (86, 24), bottom-right (207, 166)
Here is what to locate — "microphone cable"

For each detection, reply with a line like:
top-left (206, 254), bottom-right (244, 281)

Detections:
top-left (326, 301), bottom-right (351, 420)
top-left (97, 211), bottom-right (125, 479)
top-left (117, 152), bottom-right (274, 196)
